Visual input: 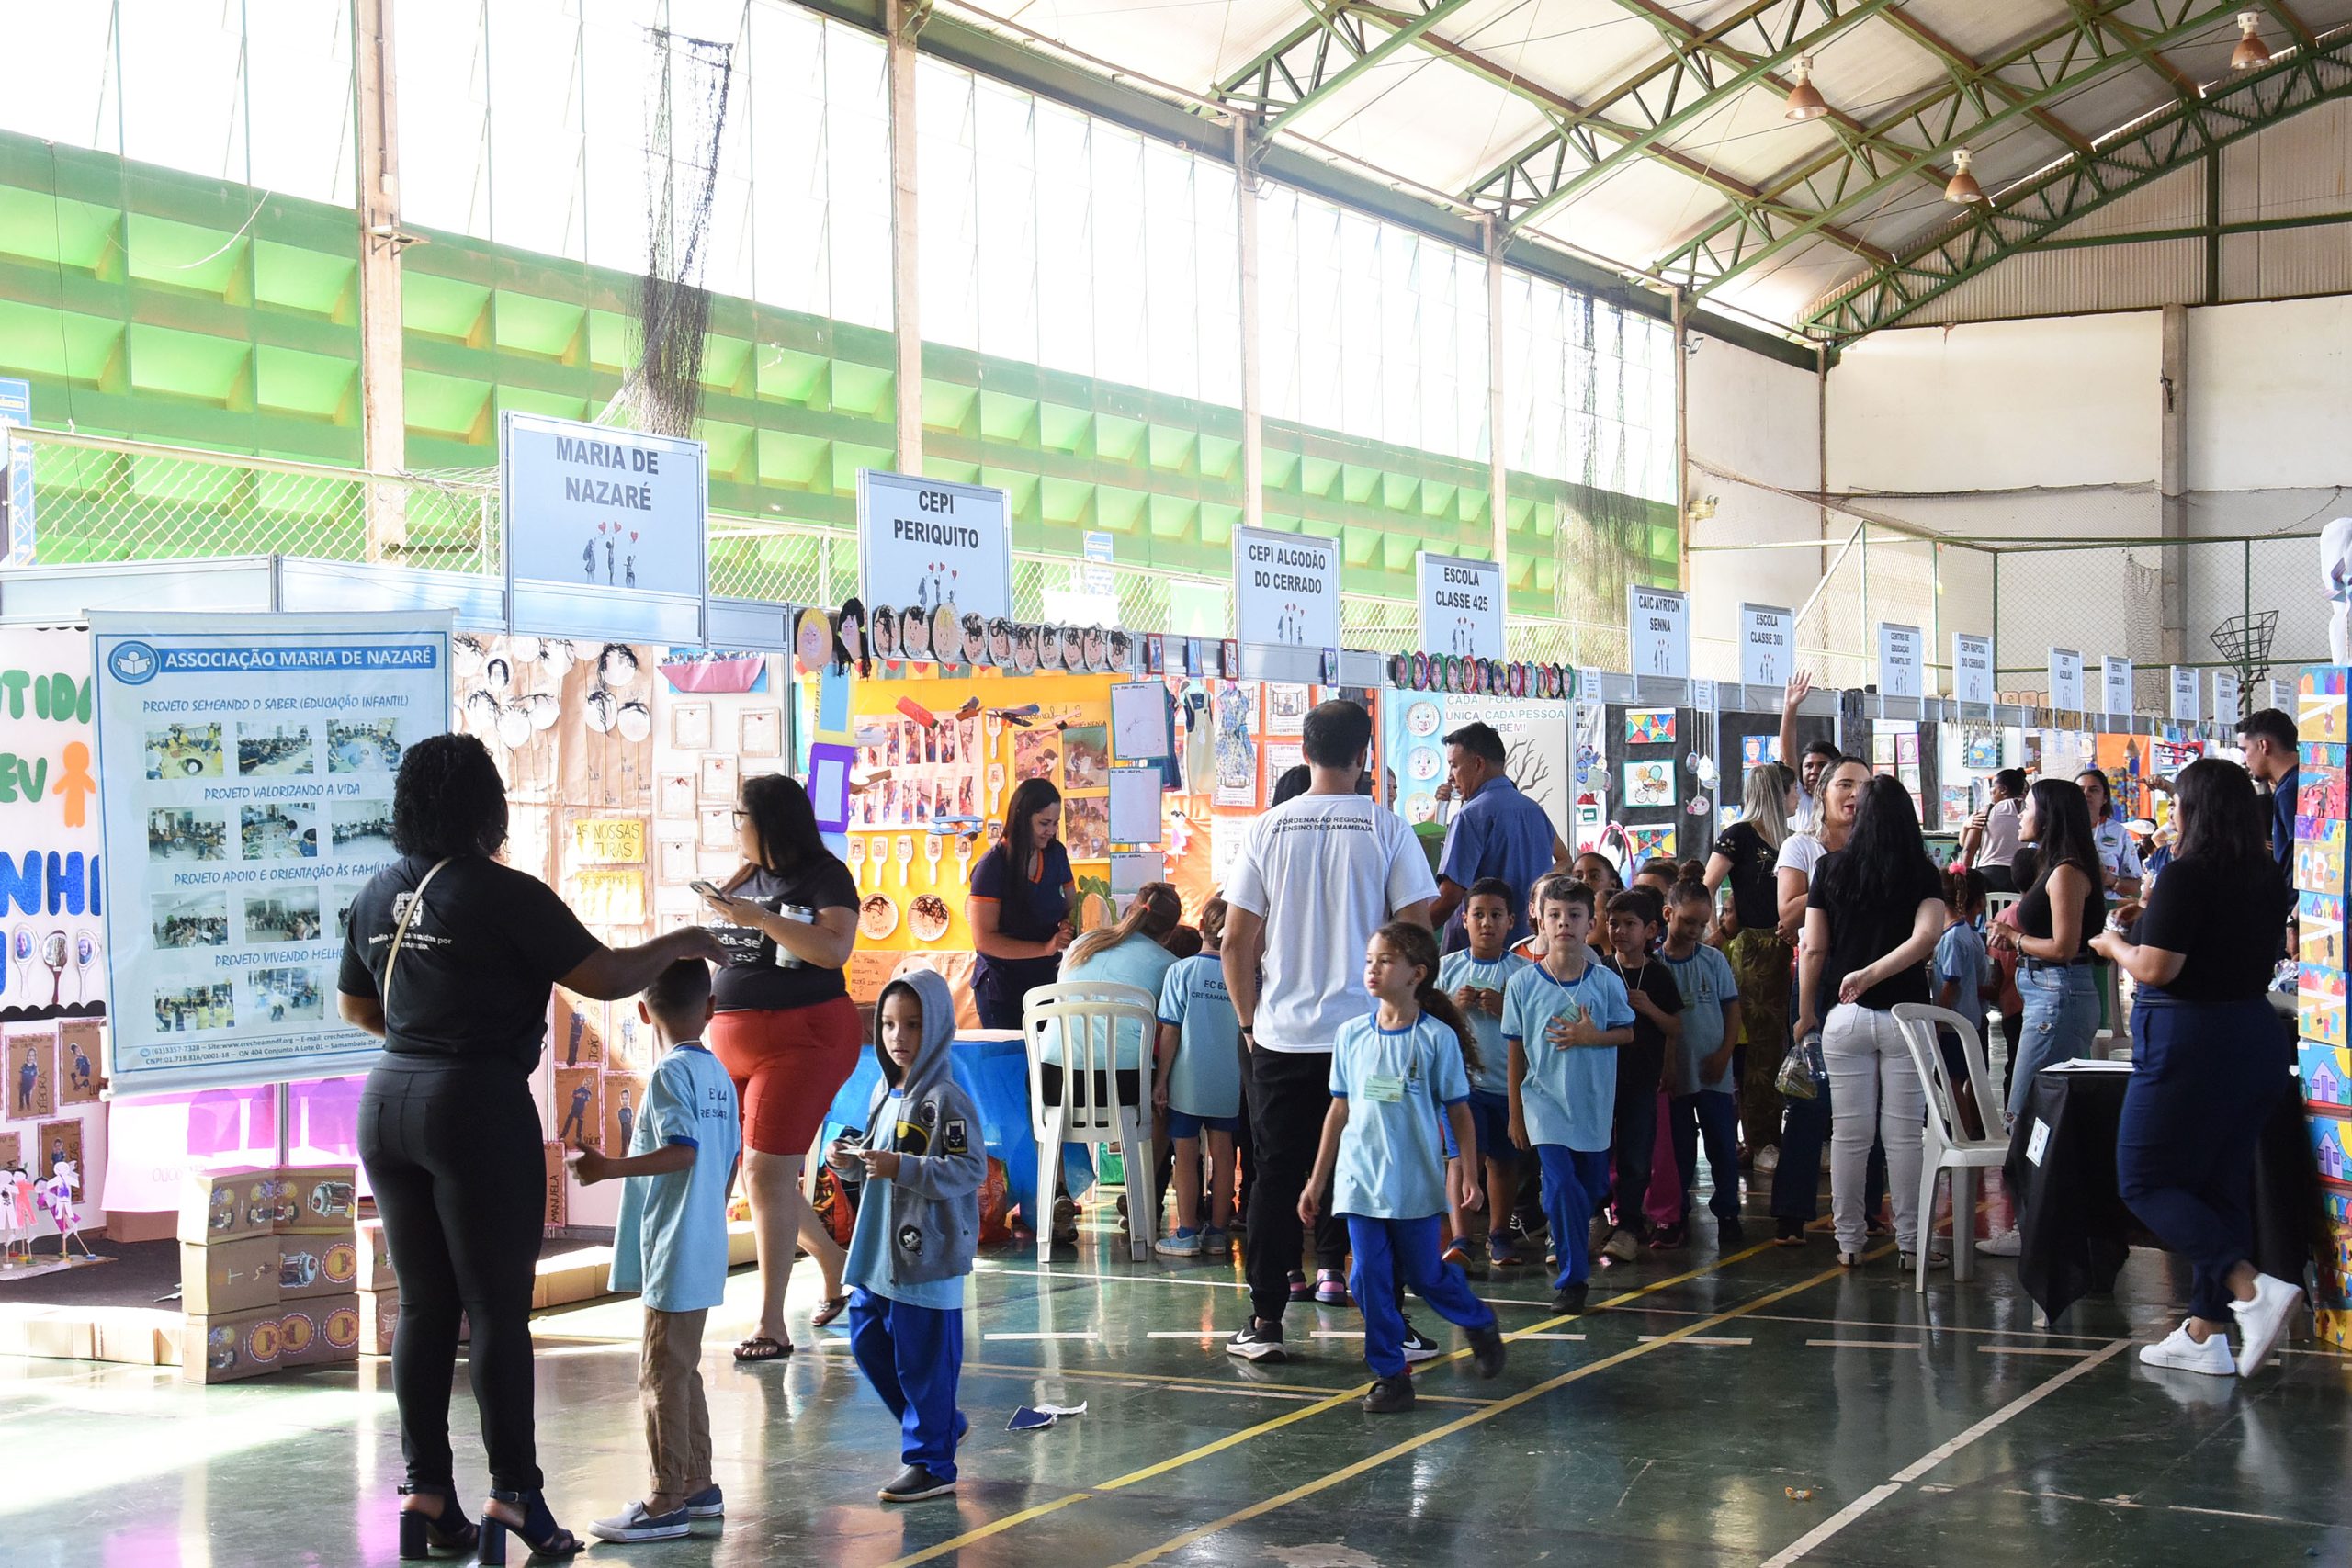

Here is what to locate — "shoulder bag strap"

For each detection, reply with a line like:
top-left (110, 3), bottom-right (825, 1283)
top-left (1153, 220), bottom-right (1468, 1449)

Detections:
top-left (382, 857), bottom-right (456, 1016)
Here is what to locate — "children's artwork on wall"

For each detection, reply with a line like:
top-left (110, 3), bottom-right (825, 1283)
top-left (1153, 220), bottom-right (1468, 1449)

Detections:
top-left (670, 702), bottom-right (712, 750)
top-left (699, 804), bottom-right (736, 848)
top-left (1962, 727), bottom-right (2001, 771)
top-left (699, 753), bottom-right (739, 802)
top-left (7, 1033), bottom-right (56, 1119)
top-left (1622, 761), bottom-right (1676, 809)
top-left (657, 771), bottom-right (695, 818)
top-left (1015, 727), bottom-right (1061, 784)
top-left (1740, 733), bottom-right (1781, 768)
top-left (1625, 825), bottom-right (1678, 867)
top-left (1625, 709), bottom-right (1675, 747)
top-left (740, 707), bottom-right (781, 757)
top-left (607, 1008), bottom-right (650, 1075)
top-left (1064, 725), bottom-right (1111, 791)
top-left (0, 1131), bottom-right (17, 1169)
top-left (1212, 682), bottom-right (1258, 807)
top-left (1264, 683), bottom-right (1310, 736)
top-left (605, 1074), bottom-right (645, 1153)
top-left (1063, 795), bottom-right (1111, 862)
top-left (552, 1066), bottom-right (604, 1151)
top-left (551, 991), bottom-right (606, 1069)
top-left (34, 1117), bottom-right (83, 1195)
top-left (57, 1022), bottom-right (100, 1105)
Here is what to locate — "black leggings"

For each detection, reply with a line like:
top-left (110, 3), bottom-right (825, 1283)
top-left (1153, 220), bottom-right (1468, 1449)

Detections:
top-left (359, 1056), bottom-right (548, 1493)
top-left (1244, 1046), bottom-right (1347, 1321)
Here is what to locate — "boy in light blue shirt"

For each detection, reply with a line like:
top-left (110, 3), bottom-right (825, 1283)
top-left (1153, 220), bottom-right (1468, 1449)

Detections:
top-left (1154, 897), bottom-right (1245, 1258)
top-left (1437, 876), bottom-right (1532, 1267)
top-left (1658, 881), bottom-right (1745, 1248)
top-left (1502, 875), bottom-right (1635, 1314)
top-left (571, 960), bottom-right (741, 1544)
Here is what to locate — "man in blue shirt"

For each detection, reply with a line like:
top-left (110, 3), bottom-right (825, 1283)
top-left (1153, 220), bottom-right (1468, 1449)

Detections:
top-left (1428, 721), bottom-right (1570, 950)
top-left (2235, 707), bottom-right (2299, 877)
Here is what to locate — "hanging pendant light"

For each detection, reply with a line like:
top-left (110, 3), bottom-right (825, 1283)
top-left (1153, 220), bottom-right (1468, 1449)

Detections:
top-left (1944, 149), bottom-right (1986, 204)
top-left (2231, 12), bottom-right (2272, 70)
top-left (1783, 55), bottom-right (1827, 121)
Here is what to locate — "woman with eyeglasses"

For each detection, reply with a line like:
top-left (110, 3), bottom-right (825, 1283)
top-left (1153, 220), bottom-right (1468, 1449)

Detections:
top-left (698, 773), bottom-right (864, 1363)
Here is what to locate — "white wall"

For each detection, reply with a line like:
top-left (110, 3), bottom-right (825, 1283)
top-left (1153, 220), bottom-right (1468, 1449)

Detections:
top-left (1683, 329), bottom-right (1824, 682)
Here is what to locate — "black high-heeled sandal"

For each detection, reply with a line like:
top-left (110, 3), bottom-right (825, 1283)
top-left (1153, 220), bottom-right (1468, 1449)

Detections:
top-left (479, 1489), bottom-right (583, 1564)
top-left (395, 1483), bottom-right (479, 1560)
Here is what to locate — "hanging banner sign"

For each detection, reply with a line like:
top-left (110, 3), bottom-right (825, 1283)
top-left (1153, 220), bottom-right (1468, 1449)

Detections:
top-left (857, 469), bottom-right (1012, 620)
top-left (2101, 656), bottom-right (2134, 717)
top-left (2266, 677), bottom-right (2294, 717)
top-left (1876, 623), bottom-right (1923, 700)
top-left (2169, 667), bottom-right (2200, 723)
top-left (1952, 632), bottom-right (1993, 707)
top-left (1740, 604), bottom-right (1792, 690)
top-left (2211, 669), bottom-right (2241, 727)
top-left (89, 612), bottom-right (453, 1097)
top-left (1627, 586), bottom-right (1690, 680)
top-left (0, 626), bottom-right (102, 1024)
top-left (1234, 525), bottom-right (1340, 649)
top-left (1417, 552), bottom-right (1503, 660)
top-left (2048, 648), bottom-right (2086, 712)
top-left (501, 412), bottom-right (707, 601)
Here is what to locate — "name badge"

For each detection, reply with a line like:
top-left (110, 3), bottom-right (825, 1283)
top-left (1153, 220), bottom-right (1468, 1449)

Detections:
top-left (1363, 1073), bottom-right (1406, 1104)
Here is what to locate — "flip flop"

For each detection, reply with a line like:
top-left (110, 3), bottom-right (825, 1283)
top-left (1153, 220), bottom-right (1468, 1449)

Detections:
top-left (733, 1336), bottom-right (793, 1363)
top-left (810, 1296), bottom-right (850, 1328)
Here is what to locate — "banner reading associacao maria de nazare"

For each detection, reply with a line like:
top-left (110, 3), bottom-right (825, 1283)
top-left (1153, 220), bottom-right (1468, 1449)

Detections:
top-left (90, 611), bottom-right (451, 1097)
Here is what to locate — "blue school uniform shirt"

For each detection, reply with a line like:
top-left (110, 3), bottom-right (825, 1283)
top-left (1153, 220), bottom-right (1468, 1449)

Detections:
top-left (1047, 932), bottom-right (1180, 1071)
top-left (1157, 953), bottom-right (1243, 1119)
top-left (844, 1091), bottom-right (965, 1311)
top-left (1437, 949), bottom-right (1531, 1096)
top-left (609, 1043), bottom-right (741, 1314)
top-left (1501, 956), bottom-right (1634, 1153)
top-left (1661, 943), bottom-right (1739, 1097)
top-left (1934, 920), bottom-right (1991, 1026)
top-left (1327, 1012), bottom-right (1472, 1221)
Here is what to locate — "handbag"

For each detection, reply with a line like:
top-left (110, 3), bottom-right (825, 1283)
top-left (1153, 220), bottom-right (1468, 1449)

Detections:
top-left (1775, 1029), bottom-right (1826, 1100)
top-left (381, 857), bottom-right (454, 1014)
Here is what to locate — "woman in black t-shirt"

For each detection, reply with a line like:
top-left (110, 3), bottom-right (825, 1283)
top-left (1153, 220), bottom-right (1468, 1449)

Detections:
top-left (340, 734), bottom-right (722, 1558)
top-left (698, 773), bottom-right (863, 1361)
top-left (1796, 775), bottom-right (1948, 1270)
top-left (1704, 762), bottom-right (1797, 1168)
top-left (2092, 758), bottom-right (2302, 1378)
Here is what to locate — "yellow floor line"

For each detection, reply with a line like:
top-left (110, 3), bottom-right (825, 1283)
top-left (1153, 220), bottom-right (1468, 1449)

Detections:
top-left (1102, 1248), bottom-right (1895, 1568)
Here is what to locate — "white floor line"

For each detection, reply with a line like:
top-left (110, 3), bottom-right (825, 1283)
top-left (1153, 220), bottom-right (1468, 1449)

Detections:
top-left (1974, 1344), bottom-right (2096, 1358)
top-left (971, 1261), bottom-right (1565, 1310)
top-left (1145, 1330), bottom-right (1223, 1338)
top-left (1805, 1339), bottom-right (1923, 1350)
top-left (1309, 1330), bottom-right (1365, 1339)
top-left (1758, 1338), bottom-right (2129, 1567)
top-left (1636, 1335), bottom-right (1751, 1346)
top-left (983, 1331), bottom-right (1101, 1341)
top-left (1510, 1332), bottom-right (1588, 1340)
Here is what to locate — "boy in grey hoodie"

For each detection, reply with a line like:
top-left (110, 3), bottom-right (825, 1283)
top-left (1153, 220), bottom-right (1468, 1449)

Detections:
top-left (826, 968), bottom-right (984, 1503)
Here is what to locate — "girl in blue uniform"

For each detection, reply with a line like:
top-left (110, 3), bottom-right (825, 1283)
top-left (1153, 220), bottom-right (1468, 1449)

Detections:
top-left (1300, 920), bottom-right (1508, 1413)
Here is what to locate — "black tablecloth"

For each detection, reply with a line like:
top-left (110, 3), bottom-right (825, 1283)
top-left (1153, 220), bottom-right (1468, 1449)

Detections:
top-left (2005, 1061), bottom-right (2323, 1324)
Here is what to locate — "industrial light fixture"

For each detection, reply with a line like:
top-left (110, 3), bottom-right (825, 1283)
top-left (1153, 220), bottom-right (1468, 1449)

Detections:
top-left (1783, 55), bottom-right (1827, 121)
top-left (2231, 12), bottom-right (2272, 70)
top-left (1944, 149), bottom-right (1986, 204)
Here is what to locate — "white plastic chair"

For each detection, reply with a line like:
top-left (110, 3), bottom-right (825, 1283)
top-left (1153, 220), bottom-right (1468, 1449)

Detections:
top-left (1021, 980), bottom-right (1159, 1264)
top-left (1891, 1003), bottom-right (2012, 1294)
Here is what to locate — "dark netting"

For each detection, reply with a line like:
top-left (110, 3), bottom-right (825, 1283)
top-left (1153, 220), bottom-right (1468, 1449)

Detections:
top-left (629, 27), bottom-right (734, 438)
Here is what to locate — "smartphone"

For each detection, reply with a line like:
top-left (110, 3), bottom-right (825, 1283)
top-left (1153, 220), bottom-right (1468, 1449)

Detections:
top-left (689, 879), bottom-right (723, 901)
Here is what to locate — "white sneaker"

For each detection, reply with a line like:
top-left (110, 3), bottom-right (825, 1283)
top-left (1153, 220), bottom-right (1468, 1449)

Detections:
top-left (2230, 1272), bottom-right (2303, 1377)
top-left (1603, 1228), bottom-right (1639, 1263)
top-left (1981, 1227), bottom-right (2021, 1257)
top-left (1588, 1216), bottom-right (1612, 1255)
top-left (2139, 1321), bottom-right (2235, 1377)
top-left (1755, 1145), bottom-right (1780, 1174)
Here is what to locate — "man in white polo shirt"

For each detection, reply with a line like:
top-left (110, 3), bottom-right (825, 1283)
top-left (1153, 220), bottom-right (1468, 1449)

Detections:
top-left (1221, 699), bottom-right (1438, 1362)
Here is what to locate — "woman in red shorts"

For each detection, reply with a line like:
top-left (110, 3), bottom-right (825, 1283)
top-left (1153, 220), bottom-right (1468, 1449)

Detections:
top-left (699, 774), bottom-right (863, 1361)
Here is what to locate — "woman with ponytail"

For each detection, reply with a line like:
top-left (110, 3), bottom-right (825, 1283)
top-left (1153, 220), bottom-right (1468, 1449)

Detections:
top-left (1296, 919), bottom-right (1507, 1413)
top-left (1041, 882), bottom-right (1186, 1138)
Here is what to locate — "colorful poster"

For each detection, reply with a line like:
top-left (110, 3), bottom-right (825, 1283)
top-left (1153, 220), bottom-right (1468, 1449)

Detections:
top-left (1623, 760), bottom-right (1676, 809)
top-left (1625, 825), bottom-right (1678, 867)
top-left (0, 628), bottom-right (104, 1026)
top-left (1624, 709), bottom-right (1675, 747)
top-left (91, 612), bottom-right (451, 1097)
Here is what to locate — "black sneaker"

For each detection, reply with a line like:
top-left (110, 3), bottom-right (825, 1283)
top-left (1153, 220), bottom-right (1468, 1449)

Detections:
top-left (1362, 1372), bottom-right (1417, 1413)
top-left (1227, 1318), bottom-right (1287, 1362)
top-left (878, 1464), bottom-right (955, 1503)
top-left (1466, 1325), bottom-right (1507, 1379)
top-left (1286, 1271), bottom-right (1313, 1303)
top-left (1719, 1216), bottom-right (1747, 1250)
top-left (1550, 1282), bottom-right (1589, 1314)
top-left (1398, 1322), bottom-right (1440, 1364)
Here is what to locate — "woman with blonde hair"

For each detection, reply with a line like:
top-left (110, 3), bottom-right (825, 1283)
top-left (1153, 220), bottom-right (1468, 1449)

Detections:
top-left (1704, 762), bottom-right (1797, 1173)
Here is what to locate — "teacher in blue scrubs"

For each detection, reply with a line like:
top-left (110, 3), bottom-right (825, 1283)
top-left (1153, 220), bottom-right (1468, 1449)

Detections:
top-left (966, 776), bottom-right (1075, 1029)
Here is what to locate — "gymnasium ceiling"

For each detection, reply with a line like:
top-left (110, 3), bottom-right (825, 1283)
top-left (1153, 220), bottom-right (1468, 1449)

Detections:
top-left (941, 0), bottom-right (2352, 341)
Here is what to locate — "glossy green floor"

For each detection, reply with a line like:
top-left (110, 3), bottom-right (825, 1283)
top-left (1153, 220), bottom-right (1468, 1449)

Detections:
top-left (6, 1180), bottom-right (2349, 1568)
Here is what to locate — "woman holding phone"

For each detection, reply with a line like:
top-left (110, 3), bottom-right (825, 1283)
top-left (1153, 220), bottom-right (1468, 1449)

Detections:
top-left (699, 773), bottom-right (863, 1362)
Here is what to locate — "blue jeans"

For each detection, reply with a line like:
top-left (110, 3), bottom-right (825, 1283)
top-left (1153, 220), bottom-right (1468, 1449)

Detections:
top-left (1670, 1090), bottom-right (1741, 1223)
top-left (2118, 994), bottom-right (2292, 1323)
top-left (1769, 976), bottom-right (1884, 1225)
top-left (2008, 963), bottom-right (2101, 1121)
top-left (1344, 1213), bottom-right (1496, 1377)
top-left (847, 1289), bottom-right (965, 1479)
top-left (1536, 1145), bottom-right (1611, 1289)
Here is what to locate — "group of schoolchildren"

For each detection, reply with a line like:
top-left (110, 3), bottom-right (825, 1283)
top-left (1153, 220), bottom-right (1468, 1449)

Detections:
top-left (573, 857), bottom-right (1760, 1534)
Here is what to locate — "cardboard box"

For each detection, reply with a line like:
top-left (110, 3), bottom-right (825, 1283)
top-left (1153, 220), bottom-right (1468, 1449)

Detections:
top-left (0, 1305), bottom-right (97, 1360)
top-left (279, 1293), bottom-right (360, 1367)
top-left (107, 1209), bottom-right (176, 1245)
top-left (181, 1305), bottom-right (284, 1383)
top-left (358, 1289), bottom-right (398, 1358)
top-left (278, 1230), bottom-right (360, 1301)
top-left (180, 1235), bottom-right (282, 1317)
top-left (354, 1218), bottom-right (397, 1291)
top-left (90, 1306), bottom-right (181, 1366)
top-left (277, 1165), bottom-right (359, 1234)
top-left (177, 1166), bottom-right (281, 1245)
